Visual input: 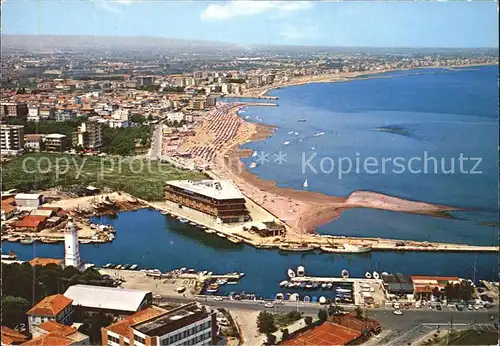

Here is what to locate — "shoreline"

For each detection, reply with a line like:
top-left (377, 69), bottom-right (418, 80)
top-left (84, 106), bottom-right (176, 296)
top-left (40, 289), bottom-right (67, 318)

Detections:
top-left (241, 62), bottom-right (499, 98)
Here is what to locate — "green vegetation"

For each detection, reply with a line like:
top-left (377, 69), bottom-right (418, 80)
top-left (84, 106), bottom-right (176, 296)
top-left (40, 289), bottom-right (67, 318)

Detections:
top-left (137, 85), bottom-right (161, 92)
top-left (102, 125), bottom-right (151, 156)
top-left (77, 311), bottom-right (115, 343)
top-left (257, 311), bottom-right (278, 334)
top-left (228, 78), bottom-right (246, 84)
top-left (444, 281), bottom-right (474, 301)
top-left (305, 316), bottom-right (313, 327)
top-left (273, 310), bottom-right (302, 327)
top-left (6, 118), bottom-right (85, 138)
top-left (2, 153), bottom-right (207, 200)
top-left (281, 328), bottom-right (289, 341)
top-left (162, 86), bottom-right (185, 93)
top-left (448, 329), bottom-right (498, 345)
top-left (265, 333), bottom-right (277, 345)
top-left (1, 296), bottom-right (30, 328)
top-left (318, 309), bottom-right (328, 323)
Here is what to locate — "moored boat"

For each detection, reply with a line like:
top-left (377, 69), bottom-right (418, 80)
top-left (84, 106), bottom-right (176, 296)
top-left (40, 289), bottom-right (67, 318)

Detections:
top-left (341, 269), bottom-right (349, 278)
top-left (287, 269), bottom-right (296, 279)
top-left (217, 233), bottom-right (226, 238)
top-left (297, 266), bottom-right (305, 276)
top-left (179, 218), bottom-right (189, 223)
top-left (206, 229), bottom-right (216, 234)
top-left (216, 279), bottom-right (228, 285)
top-left (373, 271), bottom-right (380, 280)
top-left (279, 280), bottom-right (289, 288)
top-left (365, 272), bottom-right (372, 279)
top-left (20, 237), bottom-right (34, 245)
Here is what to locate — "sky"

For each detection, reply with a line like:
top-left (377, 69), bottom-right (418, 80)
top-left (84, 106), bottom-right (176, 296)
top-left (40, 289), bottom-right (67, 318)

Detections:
top-left (2, 0), bottom-right (498, 48)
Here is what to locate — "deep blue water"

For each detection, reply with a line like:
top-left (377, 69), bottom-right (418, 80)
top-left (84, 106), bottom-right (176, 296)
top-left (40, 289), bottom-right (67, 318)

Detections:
top-left (2, 209), bottom-right (497, 299)
top-left (2, 66), bottom-right (498, 299)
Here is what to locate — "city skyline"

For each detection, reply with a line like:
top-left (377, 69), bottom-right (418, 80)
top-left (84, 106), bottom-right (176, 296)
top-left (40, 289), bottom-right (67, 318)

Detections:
top-left (2, 0), bottom-right (499, 48)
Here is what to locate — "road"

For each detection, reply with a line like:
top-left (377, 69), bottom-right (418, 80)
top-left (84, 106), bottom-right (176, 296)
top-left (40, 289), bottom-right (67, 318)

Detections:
top-left (149, 120), bottom-right (164, 159)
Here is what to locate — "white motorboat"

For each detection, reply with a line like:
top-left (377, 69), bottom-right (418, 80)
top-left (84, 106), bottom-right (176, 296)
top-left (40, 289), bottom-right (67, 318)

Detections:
top-left (313, 132), bottom-right (325, 137)
top-left (206, 229), bottom-right (216, 234)
top-left (321, 283), bottom-right (327, 289)
top-left (179, 218), bottom-right (189, 223)
top-left (217, 233), bottom-right (226, 238)
top-left (327, 283), bottom-right (333, 289)
top-left (289, 293), bottom-right (300, 302)
top-left (336, 288), bottom-right (351, 293)
top-left (288, 269), bottom-right (296, 278)
top-left (303, 179), bottom-right (309, 189)
top-left (130, 264), bottom-right (138, 270)
top-left (283, 141), bottom-right (290, 145)
top-left (303, 296), bottom-right (311, 302)
top-left (365, 272), bottom-right (372, 279)
top-left (288, 131), bottom-right (294, 134)
top-left (297, 266), bottom-right (305, 276)
top-left (373, 271), bottom-right (380, 280)
top-left (305, 283), bottom-right (314, 289)
top-left (381, 271), bottom-right (389, 276)
top-left (216, 279), bottom-right (228, 285)
top-left (341, 269), bottom-right (349, 278)
top-left (319, 296), bottom-right (327, 304)
top-left (294, 132), bottom-right (299, 135)
top-left (249, 162), bottom-right (257, 169)
top-left (321, 244), bottom-right (372, 253)
top-left (280, 280), bottom-right (289, 287)
top-left (275, 293), bottom-right (285, 301)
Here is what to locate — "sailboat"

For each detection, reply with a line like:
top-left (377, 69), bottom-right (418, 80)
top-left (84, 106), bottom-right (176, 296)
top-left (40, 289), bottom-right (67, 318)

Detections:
top-left (303, 178), bottom-right (309, 189)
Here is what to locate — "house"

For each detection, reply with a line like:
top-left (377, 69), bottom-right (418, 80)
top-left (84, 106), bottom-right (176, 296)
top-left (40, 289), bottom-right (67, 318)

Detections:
top-left (14, 193), bottom-right (43, 211)
top-left (12, 215), bottom-right (47, 232)
top-left (1, 326), bottom-right (29, 346)
top-left (101, 303), bottom-right (217, 346)
top-left (1, 197), bottom-right (16, 221)
top-left (29, 321), bottom-right (89, 346)
top-left (410, 275), bottom-right (461, 300)
top-left (64, 285), bottom-right (152, 316)
top-left (24, 134), bottom-right (44, 152)
top-left (382, 273), bottom-right (415, 298)
top-left (26, 294), bottom-right (73, 333)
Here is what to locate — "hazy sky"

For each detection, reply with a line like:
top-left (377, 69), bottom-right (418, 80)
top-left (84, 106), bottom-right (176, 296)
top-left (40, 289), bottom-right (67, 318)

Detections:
top-left (2, 0), bottom-right (498, 48)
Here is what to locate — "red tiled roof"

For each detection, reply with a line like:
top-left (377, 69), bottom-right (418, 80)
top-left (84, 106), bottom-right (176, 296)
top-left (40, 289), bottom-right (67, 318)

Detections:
top-left (14, 215), bottom-right (47, 229)
top-left (410, 276), bottom-right (460, 282)
top-left (21, 333), bottom-right (72, 346)
top-left (1, 326), bottom-right (29, 345)
top-left (36, 321), bottom-right (76, 337)
top-left (26, 294), bottom-right (72, 317)
top-left (29, 258), bottom-right (63, 267)
top-left (105, 306), bottom-right (166, 337)
top-left (282, 322), bottom-right (362, 346)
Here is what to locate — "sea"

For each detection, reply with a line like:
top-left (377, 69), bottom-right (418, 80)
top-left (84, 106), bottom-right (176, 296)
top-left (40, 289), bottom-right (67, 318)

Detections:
top-left (3, 66), bottom-right (498, 299)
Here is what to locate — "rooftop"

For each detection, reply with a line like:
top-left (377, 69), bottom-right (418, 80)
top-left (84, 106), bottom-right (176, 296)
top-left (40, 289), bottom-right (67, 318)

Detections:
top-left (45, 133), bottom-right (67, 139)
top-left (165, 180), bottom-right (245, 201)
top-left (35, 321), bottom-right (87, 343)
top-left (21, 333), bottom-right (73, 346)
top-left (29, 257), bottom-right (64, 267)
top-left (1, 326), bottom-right (29, 345)
top-left (132, 303), bottom-right (211, 337)
top-left (26, 294), bottom-right (72, 317)
top-left (282, 322), bottom-right (361, 346)
top-left (105, 306), bottom-right (168, 338)
top-left (15, 193), bottom-right (42, 200)
top-left (64, 284), bottom-right (151, 313)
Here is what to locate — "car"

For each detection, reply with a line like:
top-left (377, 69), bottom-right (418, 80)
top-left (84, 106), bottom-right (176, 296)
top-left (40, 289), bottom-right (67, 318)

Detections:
top-left (393, 310), bottom-right (403, 315)
top-left (456, 304), bottom-right (464, 311)
top-left (436, 304), bottom-right (442, 311)
top-left (214, 296), bottom-right (224, 301)
top-left (393, 303), bottom-right (400, 309)
top-left (264, 302), bottom-right (274, 308)
top-left (473, 305), bottom-right (480, 310)
top-left (467, 304), bottom-right (473, 310)
top-left (153, 294), bottom-right (162, 299)
top-left (415, 302), bottom-right (421, 309)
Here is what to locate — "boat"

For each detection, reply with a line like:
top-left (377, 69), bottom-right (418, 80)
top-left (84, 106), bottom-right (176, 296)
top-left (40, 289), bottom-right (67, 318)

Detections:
top-left (300, 282), bottom-right (307, 289)
top-left (312, 283), bottom-right (320, 289)
top-left (280, 280), bottom-right (289, 288)
top-left (365, 272), bottom-right (372, 279)
top-left (336, 288), bottom-right (351, 293)
top-left (104, 263), bottom-right (112, 269)
top-left (228, 237), bottom-right (243, 244)
top-left (216, 279), bottom-right (228, 285)
top-left (381, 271), bottom-right (389, 276)
top-left (189, 221), bottom-right (198, 226)
top-left (20, 237), bottom-right (34, 245)
top-left (289, 293), bottom-right (300, 302)
top-left (298, 119), bottom-right (306, 122)
top-left (206, 229), bottom-right (216, 234)
top-left (288, 269), bottom-right (296, 278)
top-left (321, 283), bottom-right (327, 289)
top-left (294, 132), bottom-right (299, 135)
top-left (179, 218), bottom-right (189, 223)
top-left (288, 131), bottom-right (294, 134)
top-left (129, 264), bottom-right (138, 270)
top-left (341, 269), bottom-right (349, 278)
top-left (303, 179), bottom-right (309, 189)
top-left (160, 211), bottom-right (169, 215)
top-left (217, 233), bottom-right (226, 238)
top-left (205, 284), bottom-right (219, 293)
top-left (249, 162), bottom-right (257, 169)
top-left (1, 250), bottom-right (16, 260)
top-left (115, 265), bottom-right (122, 269)
top-left (283, 141), bottom-right (290, 145)
top-left (239, 273), bottom-right (245, 277)
top-left (42, 238), bottom-right (60, 244)
top-left (327, 283), bottom-right (333, 289)
top-left (373, 271), bottom-right (380, 280)
top-left (321, 244), bottom-right (372, 254)
top-left (275, 293), bottom-right (285, 300)
top-left (305, 283), bottom-right (314, 289)
top-left (280, 244), bottom-right (313, 252)
top-left (6, 236), bottom-right (20, 242)
top-left (303, 296), bottom-right (311, 302)
top-left (313, 132), bottom-right (325, 137)
top-left (176, 286), bottom-right (187, 293)
top-left (319, 296), bottom-right (327, 304)
top-left (297, 266), bottom-right (305, 277)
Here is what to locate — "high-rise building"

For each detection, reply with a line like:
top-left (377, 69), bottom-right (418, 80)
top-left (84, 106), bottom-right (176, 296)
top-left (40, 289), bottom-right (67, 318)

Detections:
top-left (0, 102), bottom-right (28, 118)
top-left (64, 218), bottom-right (82, 270)
top-left (1, 124), bottom-right (25, 155)
top-left (72, 117), bottom-right (103, 149)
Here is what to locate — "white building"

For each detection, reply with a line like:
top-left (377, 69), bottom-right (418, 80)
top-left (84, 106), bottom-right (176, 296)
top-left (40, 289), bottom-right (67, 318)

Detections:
top-left (64, 219), bottom-right (82, 270)
top-left (14, 193), bottom-right (43, 211)
top-left (166, 112), bottom-right (185, 123)
top-left (26, 294), bottom-right (73, 333)
top-left (1, 124), bottom-right (24, 155)
top-left (27, 106), bottom-right (40, 122)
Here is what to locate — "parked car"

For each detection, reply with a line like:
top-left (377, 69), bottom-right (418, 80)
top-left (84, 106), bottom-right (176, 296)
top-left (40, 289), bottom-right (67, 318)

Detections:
top-left (436, 304), bottom-right (442, 311)
top-left (264, 302), bottom-right (274, 308)
top-left (393, 310), bottom-right (403, 315)
top-left (456, 304), bottom-right (464, 311)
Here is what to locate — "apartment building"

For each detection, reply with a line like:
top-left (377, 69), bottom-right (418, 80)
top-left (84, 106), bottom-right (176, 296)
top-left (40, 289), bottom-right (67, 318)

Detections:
top-left (24, 134), bottom-right (44, 152)
top-left (101, 303), bottom-right (217, 346)
top-left (189, 98), bottom-right (206, 110)
top-left (56, 111), bottom-right (76, 122)
top-left (27, 106), bottom-right (40, 122)
top-left (0, 102), bottom-right (28, 118)
top-left (72, 117), bottom-right (103, 149)
top-left (1, 124), bottom-right (25, 155)
top-left (44, 134), bottom-right (69, 152)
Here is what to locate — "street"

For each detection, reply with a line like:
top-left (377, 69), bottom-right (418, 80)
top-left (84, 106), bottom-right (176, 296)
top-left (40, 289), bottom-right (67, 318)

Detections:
top-left (148, 120), bottom-right (164, 159)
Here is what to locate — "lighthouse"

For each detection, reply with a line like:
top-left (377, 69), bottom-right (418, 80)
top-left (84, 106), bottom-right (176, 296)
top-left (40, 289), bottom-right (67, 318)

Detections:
top-left (64, 218), bottom-right (82, 270)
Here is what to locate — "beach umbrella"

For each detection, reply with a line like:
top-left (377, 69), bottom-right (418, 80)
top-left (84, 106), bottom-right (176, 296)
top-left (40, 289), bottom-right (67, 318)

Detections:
top-left (319, 296), bottom-right (327, 304)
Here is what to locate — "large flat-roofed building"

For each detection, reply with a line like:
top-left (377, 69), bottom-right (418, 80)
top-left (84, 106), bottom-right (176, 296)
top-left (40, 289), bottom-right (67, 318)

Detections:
top-left (64, 284), bottom-right (152, 316)
top-left (102, 303), bottom-right (217, 346)
top-left (1, 124), bottom-right (25, 155)
top-left (44, 133), bottom-right (69, 152)
top-left (15, 193), bottom-right (44, 211)
top-left (0, 102), bottom-right (28, 118)
top-left (164, 180), bottom-right (250, 223)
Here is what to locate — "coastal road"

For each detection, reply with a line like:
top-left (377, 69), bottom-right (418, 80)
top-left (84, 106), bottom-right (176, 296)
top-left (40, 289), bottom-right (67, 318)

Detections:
top-left (149, 120), bottom-right (164, 159)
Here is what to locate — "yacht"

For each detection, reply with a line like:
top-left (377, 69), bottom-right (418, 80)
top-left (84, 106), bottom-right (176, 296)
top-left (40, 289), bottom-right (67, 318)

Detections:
top-left (20, 237), bottom-right (34, 245)
top-left (365, 272), bottom-right (372, 279)
top-left (287, 269), bottom-right (296, 278)
top-left (327, 283), bottom-right (333, 289)
top-left (303, 179), bottom-right (309, 189)
top-left (179, 218), bottom-right (189, 223)
top-left (283, 141), bottom-right (290, 145)
top-left (321, 244), bottom-right (372, 254)
top-left (296, 266), bottom-right (305, 276)
top-left (341, 269), bottom-right (349, 278)
top-left (373, 271), bottom-right (380, 280)
top-left (249, 162), bottom-right (257, 169)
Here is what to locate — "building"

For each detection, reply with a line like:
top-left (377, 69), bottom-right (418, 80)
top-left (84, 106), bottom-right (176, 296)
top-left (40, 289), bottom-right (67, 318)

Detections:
top-left (30, 321), bottom-right (89, 346)
top-left (29, 257), bottom-right (64, 267)
top-left (56, 111), bottom-right (76, 122)
top-left (44, 134), bottom-right (69, 152)
top-left (64, 219), bottom-right (83, 270)
top-left (12, 215), bottom-right (47, 232)
top-left (189, 98), bottom-right (206, 110)
top-left (64, 285), bottom-right (152, 316)
top-left (164, 180), bottom-right (250, 223)
top-left (1, 326), bottom-right (29, 346)
top-left (381, 273), bottom-right (415, 297)
top-left (24, 134), bottom-right (44, 152)
top-left (0, 102), bottom-right (28, 118)
top-left (138, 77), bottom-right (154, 86)
top-left (1, 124), bottom-right (25, 155)
top-left (1, 197), bottom-right (16, 221)
top-left (101, 303), bottom-right (217, 346)
top-left (26, 294), bottom-right (73, 333)
top-left (27, 107), bottom-right (40, 122)
top-left (205, 96), bottom-right (217, 107)
top-left (410, 276), bottom-right (461, 300)
top-left (72, 118), bottom-right (103, 149)
top-left (39, 107), bottom-right (54, 120)
top-left (165, 112), bottom-right (185, 123)
top-left (14, 193), bottom-right (43, 211)
top-left (282, 322), bottom-right (363, 346)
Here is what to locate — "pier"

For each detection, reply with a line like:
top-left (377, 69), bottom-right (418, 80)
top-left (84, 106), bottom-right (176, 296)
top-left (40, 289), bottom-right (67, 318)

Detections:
top-left (222, 95), bottom-right (279, 100)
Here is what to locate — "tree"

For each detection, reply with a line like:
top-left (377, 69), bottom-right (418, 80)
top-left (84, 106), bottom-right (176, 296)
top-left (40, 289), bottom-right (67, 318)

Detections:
top-left (281, 328), bottom-right (289, 341)
top-left (318, 309), bottom-right (328, 323)
top-left (305, 316), bottom-right (313, 327)
top-left (78, 312), bottom-right (114, 343)
top-left (355, 306), bottom-right (364, 319)
top-left (444, 281), bottom-right (474, 302)
top-left (257, 311), bottom-right (277, 334)
top-left (1, 296), bottom-right (30, 328)
top-left (286, 310), bottom-right (302, 322)
top-left (328, 304), bottom-right (344, 316)
top-left (266, 333), bottom-right (277, 345)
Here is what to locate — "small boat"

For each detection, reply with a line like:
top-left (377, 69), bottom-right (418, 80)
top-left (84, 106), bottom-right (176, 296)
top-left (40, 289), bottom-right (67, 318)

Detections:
top-left (179, 218), bottom-right (189, 223)
top-left (217, 233), bottom-right (226, 238)
top-left (341, 269), bottom-right (349, 278)
top-left (288, 269), bottom-right (296, 278)
top-left (319, 296), bottom-right (327, 304)
top-left (336, 288), bottom-right (351, 293)
top-left (122, 264), bottom-right (131, 270)
top-left (300, 282), bottom-right (307, 289)
top-left (298, 119), bottom-right (306, 122)
top-left (130, 264), bottom-right (138, 270)
top-left (205, 284), bottom-right (219, 293)
top-left (373, 271), bottom-right (380, 280)
top-left (312, 296), bottom-right (318, 303)
top-left (189, 221), bottom-right (198, 226)
top-left (303, 296), bottom-right (311, 302)
top-left (312, 283), bottom-right (320, 289)
top-left (20, 237), bottom-right (34, 245)
top-left (290, 293), bottom-right (300, 302)
top-left (365, 272), bottom-right (372, 279)
top-left (381, 271), bottom-right (389, 276)
top-left (176, 286), bottom-right (187, 293)
top-left (216, 279), bottom-right (228, 285)
top-left (303, 179), bottom-right (309, 189)
top-left (1, 250), bottom-right (16, 260)
top-left (275, 293), bottom-right (284, 300)
top-left (305, 283), bottom-right (314, 289)
top-left (321, 283), bottom-right (327, 289)
top-left (239, 272), bottom-right (245, 277)
top-left (160, 211), bottom-right (169, 215)
top-left (327, 283), bottom-right (333, 289)
top-left (115, 265), bottom-right (122, 269)
top-left (104, 263), bottom-right (112, 269)
top-left (206, 229), bottom-right (216, 234)
top-left (249, 162), bottom-right (257, 169)
top-left (294, 132), bottom-right (299, 135)
top-left (280, 280), bottom-right (289, 288)
top-left (313, 132), bottom-right (325, 137)
top-left (228, 237), bottom-right (243, 244)
top-left (297, 266), bottom-right (305, 276)
top-left (283, 141), bottom-right (290, 145)
top-left (42, 238), bottom-right (60, 244)
top-left (288, 131), bottom-right (294, 134)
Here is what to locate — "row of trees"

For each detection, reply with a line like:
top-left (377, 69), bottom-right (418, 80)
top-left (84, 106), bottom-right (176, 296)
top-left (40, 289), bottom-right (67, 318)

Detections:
top-left (101, 125), bottom-right (151, 156)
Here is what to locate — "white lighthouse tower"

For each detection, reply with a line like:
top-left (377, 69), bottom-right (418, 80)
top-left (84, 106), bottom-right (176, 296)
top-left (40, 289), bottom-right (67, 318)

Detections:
top-left (64, 218), bottom-right (82, 270)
